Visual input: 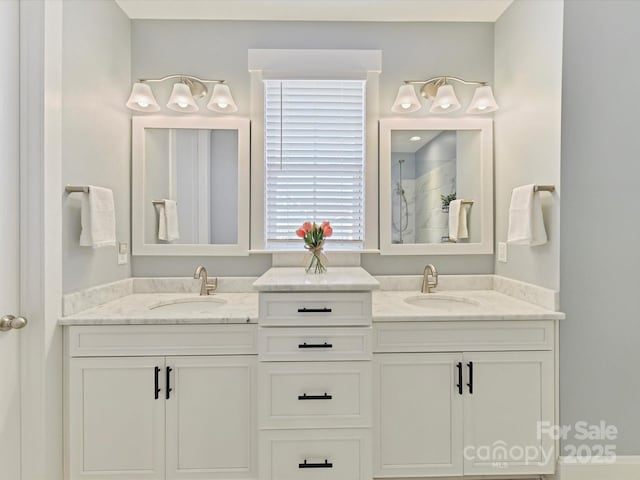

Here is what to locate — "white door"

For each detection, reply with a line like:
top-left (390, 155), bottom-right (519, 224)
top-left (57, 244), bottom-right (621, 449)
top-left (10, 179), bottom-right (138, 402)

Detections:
top-left (373, 353), bottom-right (464, 477)
top-left (68, 357), bottom-right (166, 480)
top-left (463, 351), bottom-right (555, 476)
top-left (0, 1), bottom-right (24, 479)
top-left (165, 356), bottom-right (257, 479)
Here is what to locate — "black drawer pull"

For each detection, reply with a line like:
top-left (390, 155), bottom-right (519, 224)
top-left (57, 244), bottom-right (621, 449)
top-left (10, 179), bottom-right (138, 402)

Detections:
top-left (166, 366), bottom-right (173, 399)
top-left (297, 307), bottom-right (332, 313)
top-left (467, 361), bottom-right (473, 395)
top-left (298, 393), bottom-right (333, 400)
top-left (154, 366), bottom-right (161, 400)
top-left (299, 459), bottom-right (333, 469)
top-left (456, 362), bottom-right (463, 395)
top-left (298, 342), bottom-right (333, 349)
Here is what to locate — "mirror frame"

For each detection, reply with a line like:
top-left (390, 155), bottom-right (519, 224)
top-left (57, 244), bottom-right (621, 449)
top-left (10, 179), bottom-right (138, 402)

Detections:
top-left (379, 117), bottom-right (494, 255)
top-left (132, 116), bottom-right (250, 256)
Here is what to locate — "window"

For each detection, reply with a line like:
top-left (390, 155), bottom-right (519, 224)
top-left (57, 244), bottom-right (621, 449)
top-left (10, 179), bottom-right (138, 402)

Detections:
top-left (264, 79), bottom-right (366, 250)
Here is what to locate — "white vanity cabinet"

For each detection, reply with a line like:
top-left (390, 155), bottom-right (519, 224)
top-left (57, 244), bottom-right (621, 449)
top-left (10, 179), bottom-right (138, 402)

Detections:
top-left (64, 324), bottom-right (258, 480)
top-left (373, 321), bottom-right (556, 478)
top-left (255, 281), bottom-right (376, 480)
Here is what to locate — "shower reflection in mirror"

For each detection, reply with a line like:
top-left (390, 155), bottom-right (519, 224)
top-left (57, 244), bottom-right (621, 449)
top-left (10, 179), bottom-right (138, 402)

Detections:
top-left (391, 130), bottom-right (461, 244)
top-left (392, 158), bottom-right (412, 244)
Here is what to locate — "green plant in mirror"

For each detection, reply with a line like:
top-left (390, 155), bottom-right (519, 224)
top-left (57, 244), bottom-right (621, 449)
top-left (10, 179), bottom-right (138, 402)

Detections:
top-left (441, 192), bottom-right (457, 209)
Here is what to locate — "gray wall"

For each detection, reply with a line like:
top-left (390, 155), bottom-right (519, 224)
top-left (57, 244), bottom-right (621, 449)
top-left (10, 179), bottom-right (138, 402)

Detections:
top-left (493, 0), bottom-right (564, 290)
top-left (561, 0), bottom-right (640, 454)
top-left (130, 19), bottom-right (496, 277)
top-left (62, 0), bottom-right (132, 292)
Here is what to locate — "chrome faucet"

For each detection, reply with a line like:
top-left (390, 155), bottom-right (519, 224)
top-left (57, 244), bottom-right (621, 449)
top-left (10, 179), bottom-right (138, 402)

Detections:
top-left (421, 264), bottom-right (438, 293)
top-left (194, 266), bottom-right (218, 296)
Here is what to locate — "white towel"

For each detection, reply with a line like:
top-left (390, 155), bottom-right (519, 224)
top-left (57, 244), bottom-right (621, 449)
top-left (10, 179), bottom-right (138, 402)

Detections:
top-left (448, 199), bottom-right (469, 242)
top-left (79, 186), bottom-right (116, 248)
top-left (158, 199), bottom-right (180, 242)
top-left (507, 184), bottom-right (548, 246)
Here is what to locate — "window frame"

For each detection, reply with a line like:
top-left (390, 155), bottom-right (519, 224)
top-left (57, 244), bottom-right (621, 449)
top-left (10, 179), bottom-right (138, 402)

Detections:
top-left (248, 49), bottom-right (382, 253)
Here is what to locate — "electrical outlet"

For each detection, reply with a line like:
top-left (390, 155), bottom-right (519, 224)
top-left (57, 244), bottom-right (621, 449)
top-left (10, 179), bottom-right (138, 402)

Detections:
top-left (118, 242), bottom-right (129, 265)
top-left (498, 242), bottom-right (508, 263)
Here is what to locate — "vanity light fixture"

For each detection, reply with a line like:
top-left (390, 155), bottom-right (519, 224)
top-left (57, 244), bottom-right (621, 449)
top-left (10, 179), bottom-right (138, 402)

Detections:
top-left (126, 74), bottom-right (238, 114)
top-left (391, 76), bottom-right (499, 115)
top-left (409, 136), bottom-right (421, 141)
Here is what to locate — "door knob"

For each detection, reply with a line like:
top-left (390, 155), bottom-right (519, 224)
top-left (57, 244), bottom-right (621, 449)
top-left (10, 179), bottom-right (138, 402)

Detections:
top-left (0, 315), bottom-right (28, 332)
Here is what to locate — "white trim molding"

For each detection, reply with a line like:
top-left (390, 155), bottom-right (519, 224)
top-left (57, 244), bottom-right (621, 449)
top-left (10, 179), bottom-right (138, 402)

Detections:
top-left (19, 0), bottom-right (64, 479)
top-left (553, 456), bottom-right (640, 480)
top-left (248, 48), bottom-right (382, 79)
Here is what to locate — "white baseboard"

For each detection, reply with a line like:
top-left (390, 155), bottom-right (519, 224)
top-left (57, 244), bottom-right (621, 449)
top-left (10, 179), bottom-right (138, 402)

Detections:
top-left (552, 456), bottom-right (640, 480)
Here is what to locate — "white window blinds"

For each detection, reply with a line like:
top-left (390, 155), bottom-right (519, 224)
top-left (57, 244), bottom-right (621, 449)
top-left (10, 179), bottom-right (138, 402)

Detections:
top-left (264, 79), bottom-right (366, 250)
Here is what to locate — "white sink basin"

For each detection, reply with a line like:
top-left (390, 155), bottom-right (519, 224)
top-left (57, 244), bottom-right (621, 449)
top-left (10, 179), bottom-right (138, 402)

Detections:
top-left (404, 294), bottom-right (481, 310)
top-left (149, 297), bottom-right (227, 314)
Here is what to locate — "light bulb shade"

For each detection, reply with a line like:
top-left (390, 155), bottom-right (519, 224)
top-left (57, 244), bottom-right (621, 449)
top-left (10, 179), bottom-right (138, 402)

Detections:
top-left (429, 84), bottom-right (461, 114)
top-left (466, 85), bottom-right (499, 114)
top-left (207, 83), bottom-right (238, 113)
top-left (391, 84), bottom-right (422, 113)
top-left (126, 82), bottom-right (160, 112)
top-left (167, 83), bottom-right (199, 113)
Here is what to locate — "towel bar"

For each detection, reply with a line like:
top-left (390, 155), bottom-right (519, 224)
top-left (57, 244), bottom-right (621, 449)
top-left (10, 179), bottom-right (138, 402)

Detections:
top-left (534, 185), bottom-right (555, 192)
top-left (152, 200), bottom-right (177, 206)
top-left (65, 185), bottom-right (90, 193)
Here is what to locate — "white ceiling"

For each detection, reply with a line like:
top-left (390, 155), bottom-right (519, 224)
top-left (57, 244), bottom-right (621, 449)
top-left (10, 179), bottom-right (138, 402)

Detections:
top-left (115, 0), bottom-right (513, 22)
top-left (391, 130), bottom-right (443, 153)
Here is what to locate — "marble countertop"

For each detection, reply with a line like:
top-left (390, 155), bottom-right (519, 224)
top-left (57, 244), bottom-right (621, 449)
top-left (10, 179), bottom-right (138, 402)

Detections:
top-left (59, 292), bottom-right (258, 326)
top-left (59, 288), bottom-right (563, 326)
top-left (373, 290), bottom-right (565, 322)
top-left (253, 267), bottom-right (380, 292)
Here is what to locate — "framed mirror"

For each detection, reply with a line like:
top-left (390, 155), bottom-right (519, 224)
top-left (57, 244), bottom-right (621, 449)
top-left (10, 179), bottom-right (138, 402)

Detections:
top-left (379, 118), bottom-right (493, 255)
top-left (132, 117), bottom-right (250, 255)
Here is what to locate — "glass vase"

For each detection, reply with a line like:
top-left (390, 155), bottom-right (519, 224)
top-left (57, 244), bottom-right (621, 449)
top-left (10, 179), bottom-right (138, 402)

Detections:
top-left (305, 247), bottom-right (328, 274)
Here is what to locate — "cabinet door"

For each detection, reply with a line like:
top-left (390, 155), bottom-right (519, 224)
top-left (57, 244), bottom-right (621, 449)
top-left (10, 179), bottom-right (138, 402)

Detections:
top-left (165, 356), bottom-right (257, 479)
top-left (373, 353), bottom-right (463, 477)
top-left (463, 351), bottom-right (554, 476)
top-left (68, 357), bottom-right (165, 480)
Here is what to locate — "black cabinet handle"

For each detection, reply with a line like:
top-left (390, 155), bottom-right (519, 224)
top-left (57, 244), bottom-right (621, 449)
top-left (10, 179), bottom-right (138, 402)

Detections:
top-left (298, 342), bottom-right (333, 349)
top-left (298, 393), bottom-right (332, 400)
top-left (297, 307), bottom-right (332, 313)
top-left (456, 362), bottom-right (463, 395)
top-left (166, 366), bottom-right (173, 399)
top-left (467, 361), bottom-right (473, 394)
top-left (154, 366), bottom-right (161, 400)
top-left (299, 459), bottom-right (333, 469)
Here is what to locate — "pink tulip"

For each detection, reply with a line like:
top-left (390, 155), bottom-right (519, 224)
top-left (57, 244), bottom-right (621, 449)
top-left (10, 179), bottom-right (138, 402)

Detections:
top-left (323, 225), bottom-right (333, 237)
top-left (296, 228), bottom-right (306, 238)
top-left (302, 222), bottom-right (313, 232)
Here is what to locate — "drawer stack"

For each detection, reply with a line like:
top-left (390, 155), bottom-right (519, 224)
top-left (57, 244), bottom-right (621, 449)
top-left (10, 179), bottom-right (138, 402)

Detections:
top-left (258, 291), bottom-right (373, 480)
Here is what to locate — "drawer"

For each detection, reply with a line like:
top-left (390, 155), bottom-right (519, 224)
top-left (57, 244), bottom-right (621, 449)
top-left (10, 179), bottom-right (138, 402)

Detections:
top-left (259, 429), bottom-right (372, 480)
top-left (373, 320), bottom-right (554, 353)
top-left (259, 292), bottom-right (371, 326)
top-left (259, 362), bottom-right (371, 429)
top-left (66, 324), bottom-right (258, 357)
top-left (259, 327), bottom-right (371, 361)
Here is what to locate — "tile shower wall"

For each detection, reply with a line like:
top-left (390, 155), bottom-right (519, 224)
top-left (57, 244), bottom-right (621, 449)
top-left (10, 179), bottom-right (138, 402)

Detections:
top-left (415, 132), bottom-right (456, 243)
